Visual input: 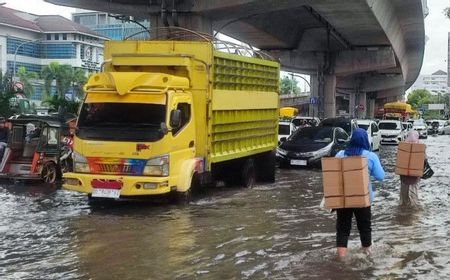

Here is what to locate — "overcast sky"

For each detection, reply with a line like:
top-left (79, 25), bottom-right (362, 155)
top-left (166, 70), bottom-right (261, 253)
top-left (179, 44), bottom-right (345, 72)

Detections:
top-left (3, 0), bottom-right (450, 76)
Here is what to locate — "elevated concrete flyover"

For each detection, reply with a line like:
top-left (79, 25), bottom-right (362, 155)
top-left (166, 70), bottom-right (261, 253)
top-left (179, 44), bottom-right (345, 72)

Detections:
top-left (47, 0), bottom-right (427, 118)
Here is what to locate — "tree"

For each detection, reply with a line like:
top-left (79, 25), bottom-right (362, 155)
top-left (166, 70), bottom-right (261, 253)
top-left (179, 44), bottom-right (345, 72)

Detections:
top-left (0, 71), bottom-right (15, 118)
top-left (406, 89), bottom-right (433, 109)
top-left (445, 7), bottom-right (450, 19)
top-left (43, 95), bottom-right (80, 115)
top-left (17, 66), bottom-right (38, 98)
top-left (68, 68), bottom-right (87, 100)
top-left (41, 62), bottom-right (72, 99)
top-left (280, 76), bottom-right (300, 95)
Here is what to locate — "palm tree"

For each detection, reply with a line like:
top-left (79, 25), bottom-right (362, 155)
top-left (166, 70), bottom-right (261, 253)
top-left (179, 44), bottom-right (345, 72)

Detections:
top-left (68, 68), bottom-right (87, 100)
top-left (41, 62), bottom-right (72, 99)
top-left (17, 66), bottom-right (38, 98)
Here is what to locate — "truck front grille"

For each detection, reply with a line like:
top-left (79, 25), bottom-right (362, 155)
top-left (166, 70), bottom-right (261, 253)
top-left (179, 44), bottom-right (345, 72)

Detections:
top-left (87, 158), bottom-right (147, 176)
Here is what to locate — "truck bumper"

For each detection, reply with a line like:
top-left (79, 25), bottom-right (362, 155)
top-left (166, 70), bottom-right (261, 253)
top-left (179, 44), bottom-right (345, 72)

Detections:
top-left (63, 172), bottom-right (172, 196)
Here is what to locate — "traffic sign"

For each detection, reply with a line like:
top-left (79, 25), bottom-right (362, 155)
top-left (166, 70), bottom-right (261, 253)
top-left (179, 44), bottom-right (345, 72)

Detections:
top-left (309, 96), bottom-right (318, 105)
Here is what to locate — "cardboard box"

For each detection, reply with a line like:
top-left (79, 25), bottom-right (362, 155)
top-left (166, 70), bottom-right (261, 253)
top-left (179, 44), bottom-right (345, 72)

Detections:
top-left (395, 142), bottom-right (425, 177)
top-left (322, 156), bottom-right (370, 209)
top-left (321, 157), bottom-right (344, 208)
top-left (342, 157), bottom-right (370, 208)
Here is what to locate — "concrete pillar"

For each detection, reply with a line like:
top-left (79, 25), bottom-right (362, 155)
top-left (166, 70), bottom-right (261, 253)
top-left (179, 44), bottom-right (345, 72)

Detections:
top-left (349, 92), bottom-right (356, 118)
top-left (309, 75), bottom-right (319, 117)
top-left (367, 98), bottom-right (375, 118)
top-left (150, 14), bottom-right (213, 38)
top-left (324, 75), bottom-right (336, 118)
top-left (358, 92), bottom-right (367, 119)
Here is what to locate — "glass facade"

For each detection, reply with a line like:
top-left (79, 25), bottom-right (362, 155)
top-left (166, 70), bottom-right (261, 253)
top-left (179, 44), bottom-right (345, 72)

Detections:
top-left (7, 61), bottom-right (41, 74)
top-left (7, 38), bottom-right (41, 58)
top-left (42, 44), bottom-right (77, 59)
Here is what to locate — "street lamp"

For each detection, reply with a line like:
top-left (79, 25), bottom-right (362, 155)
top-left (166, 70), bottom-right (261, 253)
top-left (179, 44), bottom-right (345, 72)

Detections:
top-left (13, 38), bottom-right (41, 80)
top-left (290, 73), bottom-right (311, 95)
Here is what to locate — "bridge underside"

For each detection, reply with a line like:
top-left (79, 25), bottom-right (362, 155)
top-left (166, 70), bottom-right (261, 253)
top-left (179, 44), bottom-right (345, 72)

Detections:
top-left (46, 0), bottom-right (426, 118)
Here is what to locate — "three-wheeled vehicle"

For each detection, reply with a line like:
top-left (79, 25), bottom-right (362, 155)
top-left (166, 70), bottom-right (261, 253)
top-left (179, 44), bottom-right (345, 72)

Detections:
top-left (0, 115), bottom-right (71, 183)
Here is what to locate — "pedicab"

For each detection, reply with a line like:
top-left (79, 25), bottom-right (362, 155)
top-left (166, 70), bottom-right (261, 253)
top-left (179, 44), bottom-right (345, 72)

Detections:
top-left (0, 115), bottom-right (72, 183)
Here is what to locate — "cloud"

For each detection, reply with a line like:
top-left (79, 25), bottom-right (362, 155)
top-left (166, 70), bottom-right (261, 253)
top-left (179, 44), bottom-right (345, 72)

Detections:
top-left (3, 0), bottom-right (75, 19)
top-left (421, 0), bottom-right (450, 75)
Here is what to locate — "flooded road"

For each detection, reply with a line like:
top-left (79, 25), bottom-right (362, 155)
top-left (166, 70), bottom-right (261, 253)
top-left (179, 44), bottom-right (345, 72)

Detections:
top-left (1, 135), bottom-right (449, 279)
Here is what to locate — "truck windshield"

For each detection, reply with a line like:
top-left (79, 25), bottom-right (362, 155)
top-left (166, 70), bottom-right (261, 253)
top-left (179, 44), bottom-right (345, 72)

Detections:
top-left (77, 102), bottom-right (166, 142)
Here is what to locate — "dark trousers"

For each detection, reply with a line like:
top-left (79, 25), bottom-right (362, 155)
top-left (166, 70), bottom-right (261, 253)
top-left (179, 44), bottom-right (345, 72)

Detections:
top-left (336, 207), bottom-right (372, 248)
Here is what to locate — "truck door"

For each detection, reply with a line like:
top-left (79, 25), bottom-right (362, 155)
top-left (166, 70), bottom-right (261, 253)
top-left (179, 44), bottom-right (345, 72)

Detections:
top-left (168, 94), bottom-right (196, 182)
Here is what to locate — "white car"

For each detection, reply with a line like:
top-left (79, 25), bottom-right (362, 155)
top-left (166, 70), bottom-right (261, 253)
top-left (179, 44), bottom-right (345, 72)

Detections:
top-left (378, 120), bottom-right (404, 145)
top-left (443, 121), bottom-right (450, 135)
top-left (412, 119), bottom-right (428, 139)
top-left (356, 119), bottom-right (381, 151)
top-left (278, 120), bottom-right (295, 144)
top-left (401, 122), bottom-right (412, 139)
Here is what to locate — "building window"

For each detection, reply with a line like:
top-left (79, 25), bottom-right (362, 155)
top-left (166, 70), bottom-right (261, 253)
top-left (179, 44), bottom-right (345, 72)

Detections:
top-left (54, 34), bottom-right (59, 40)
top-left (42, 43), bottom-right (76, 59)
top-left (63, 34), bottom-right (67, 40)
top-left (6, 38), bottom-right (41, 58)
top-left (46, 34), bottom-right (51, 40)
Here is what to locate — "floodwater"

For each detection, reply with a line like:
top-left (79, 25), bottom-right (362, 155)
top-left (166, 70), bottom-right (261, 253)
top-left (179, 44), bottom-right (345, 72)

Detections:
top-left (0, 135), bottom-right (449, 280)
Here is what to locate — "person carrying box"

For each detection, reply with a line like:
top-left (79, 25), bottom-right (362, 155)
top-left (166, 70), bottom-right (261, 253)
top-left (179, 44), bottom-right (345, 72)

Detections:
top-left (333, 128), bottom-right (385, 258)
top-left (397, 130), bottom-right (425, 207)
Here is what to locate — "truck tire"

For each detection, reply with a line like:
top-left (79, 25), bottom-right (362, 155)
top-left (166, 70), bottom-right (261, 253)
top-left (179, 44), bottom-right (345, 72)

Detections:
top-left (240, 158), bottom-right (255, 188)
top-left (256, 151), bottom-right (276, 183)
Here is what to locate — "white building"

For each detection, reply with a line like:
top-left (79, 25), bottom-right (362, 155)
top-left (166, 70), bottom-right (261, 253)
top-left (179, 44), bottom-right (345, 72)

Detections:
top-left (0, 5), bottom-right (109, 100)
top-left (410, 70), bottom-right (448, 95)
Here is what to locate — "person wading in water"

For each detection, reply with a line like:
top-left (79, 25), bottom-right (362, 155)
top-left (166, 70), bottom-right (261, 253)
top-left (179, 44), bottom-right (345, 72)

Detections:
top-left (334, 128), bottom-right (385, 258)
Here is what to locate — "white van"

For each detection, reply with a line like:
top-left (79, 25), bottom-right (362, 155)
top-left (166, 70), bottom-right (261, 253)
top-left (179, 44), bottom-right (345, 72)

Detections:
top-left (278, 120), bottom-right (295, 144)
top-left (378, 120), bottom-right (404, 145)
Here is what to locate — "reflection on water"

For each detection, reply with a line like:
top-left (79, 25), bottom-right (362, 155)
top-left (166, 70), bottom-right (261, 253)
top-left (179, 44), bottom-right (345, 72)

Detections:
top-left (0, 136), bottom-right (449, 279)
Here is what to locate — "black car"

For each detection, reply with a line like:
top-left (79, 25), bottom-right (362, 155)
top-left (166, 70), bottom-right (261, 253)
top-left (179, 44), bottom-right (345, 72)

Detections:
top-left (276, 126), bottom-right (349, 167)
top-left (319, 117), bottom-right (358, 136)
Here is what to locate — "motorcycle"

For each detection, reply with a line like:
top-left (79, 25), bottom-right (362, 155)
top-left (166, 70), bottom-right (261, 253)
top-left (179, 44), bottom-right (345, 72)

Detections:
top-left (59, 137), bottom-right (73, 173)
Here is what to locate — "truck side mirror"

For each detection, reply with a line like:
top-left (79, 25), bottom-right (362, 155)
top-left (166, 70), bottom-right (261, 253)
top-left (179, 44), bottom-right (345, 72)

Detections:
top-left (170, 109), bottom-right (182, 128)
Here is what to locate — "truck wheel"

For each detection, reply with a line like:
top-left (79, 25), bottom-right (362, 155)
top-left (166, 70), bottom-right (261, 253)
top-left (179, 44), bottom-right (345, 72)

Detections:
top-left (172, 189), bottom-right (191, 205)
top-left (240, 158), bottom-right (255, 188)
top-left (42, 162), bottom-right (58, 184)
top-left (256, 151), bottom-right (276, 183)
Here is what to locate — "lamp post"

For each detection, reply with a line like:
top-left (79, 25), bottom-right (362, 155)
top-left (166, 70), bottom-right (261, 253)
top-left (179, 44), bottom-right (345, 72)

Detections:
top-left (13, 38), bottom-right (40, 80)
top-left (290, 73), bottom-right (311, 95)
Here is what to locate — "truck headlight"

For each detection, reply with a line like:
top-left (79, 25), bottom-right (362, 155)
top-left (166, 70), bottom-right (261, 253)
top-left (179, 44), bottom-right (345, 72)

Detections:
top-left (73, 151), bottom-right (90, 173)
top-left (143, 154), bottom-right (169, 176)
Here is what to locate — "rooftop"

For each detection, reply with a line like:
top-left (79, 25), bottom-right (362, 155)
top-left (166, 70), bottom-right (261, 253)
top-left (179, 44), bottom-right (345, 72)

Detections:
top-left (0, 5), bottom-right (106, 38)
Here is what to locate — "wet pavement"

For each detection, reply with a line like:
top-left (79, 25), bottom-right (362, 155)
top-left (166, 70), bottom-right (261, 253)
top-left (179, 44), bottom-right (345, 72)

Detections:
top-left (1, 135), bottom-right (449, 279)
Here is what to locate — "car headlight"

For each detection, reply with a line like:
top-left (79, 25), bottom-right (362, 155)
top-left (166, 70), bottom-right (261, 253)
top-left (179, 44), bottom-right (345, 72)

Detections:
top-left (72, 151), bottom-right (90, 173)
top-left (276, 147), bottom-right (287, 156)
top-left (143, 154), bottom-right (169, 176)
top-left (312, 143), bottom-right (333, 158)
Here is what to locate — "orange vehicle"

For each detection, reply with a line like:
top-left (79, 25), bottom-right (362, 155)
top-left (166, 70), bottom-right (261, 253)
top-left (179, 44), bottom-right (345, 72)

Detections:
top-left (0, 115), bottom-right (71, 183)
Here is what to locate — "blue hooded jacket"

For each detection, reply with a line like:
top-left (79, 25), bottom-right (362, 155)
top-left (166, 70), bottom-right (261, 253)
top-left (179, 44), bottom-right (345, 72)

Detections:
top-left (335, 128), bottom-right (385, 203)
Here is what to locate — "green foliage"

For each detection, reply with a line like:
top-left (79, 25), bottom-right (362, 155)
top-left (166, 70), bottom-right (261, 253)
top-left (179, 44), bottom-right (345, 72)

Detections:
top-left (0, 71), bottom-right (15, 118)
top-left (43, 95), bottom-right (81, 115)
top-left (407, 89), bottom-right (450, 119)
top-left (406, 89), bottom-right (433, 109)
top-left (68, 68), bottom-right (88, 99)
top-left (41, 62), bottom-right (73, 99)
top-left (445, 7), bottom-right (450, 19)
top-left (17, 66), bottom-right (38, 98)
top-left (280, 76), bottom-right (300, 95)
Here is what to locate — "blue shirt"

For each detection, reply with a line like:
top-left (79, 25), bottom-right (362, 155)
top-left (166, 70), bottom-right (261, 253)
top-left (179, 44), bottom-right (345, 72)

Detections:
top-left (335, 150), bottom-right (385, 203)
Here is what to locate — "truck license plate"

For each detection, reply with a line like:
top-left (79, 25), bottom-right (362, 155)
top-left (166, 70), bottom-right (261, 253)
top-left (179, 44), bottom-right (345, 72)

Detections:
top-left (92, 188), bottom-right (121, 198)
top-left (291, 159), bottom-right (307, 166)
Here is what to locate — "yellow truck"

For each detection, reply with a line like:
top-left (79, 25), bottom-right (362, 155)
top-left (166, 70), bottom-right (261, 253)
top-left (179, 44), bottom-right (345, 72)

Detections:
top-left (63, 40), bottom-right (280, 202)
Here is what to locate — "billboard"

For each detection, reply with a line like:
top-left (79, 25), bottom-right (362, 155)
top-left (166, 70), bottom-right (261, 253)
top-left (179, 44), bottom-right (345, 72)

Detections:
top-left (428, 104), bottom-right (445, 110)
